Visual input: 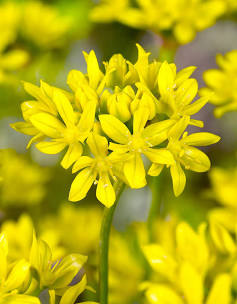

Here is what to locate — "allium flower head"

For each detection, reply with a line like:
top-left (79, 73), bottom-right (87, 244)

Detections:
top-left (12, 44), bottom-right (220, 206)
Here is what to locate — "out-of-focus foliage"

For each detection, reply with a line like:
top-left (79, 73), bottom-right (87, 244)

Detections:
top-left (200, 50), bottom-right (237, 117)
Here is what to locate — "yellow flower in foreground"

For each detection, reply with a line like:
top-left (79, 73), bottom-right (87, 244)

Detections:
top-left (200, 50), bottom-right (237, 117)
top-left (70, 133), bottom-right (122, 207)
top-left (12, 44), bottom-right (219, 204)
top-left (0, 233), bottom-right (40, 304)
top-left (100, 107), bottom-right (175, 189)
top-left (149, 116), bottom-right (220, 196)
top-left (30, 90), bottom-right (96, 169)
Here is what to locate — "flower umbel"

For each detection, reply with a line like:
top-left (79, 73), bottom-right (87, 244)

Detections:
top-left (12, 44), bottom-right (220, 206)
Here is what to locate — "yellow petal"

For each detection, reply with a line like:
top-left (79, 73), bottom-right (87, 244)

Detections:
top-left (158, 61), bottom-right (175, 96)
top-left (124, 153), bottom-right (146, 188)
top-left (179, 262), bottom-right (203, 304)
top-left (206, 274), bottom-right (231, 304)
top-left (181, 146), bottom-right (211, 172)
top-left (30, 113), bottom-right (64, 138)
top-left (77, 101), bottom-right (96, 139)
top-left (143, 244), bottom-right (177, 281)
top-left (99, 114), bottom-right (130, 144)
top-left (60, 275), bottom-right (87, 304)
top-left (143, 119), bottom-right (175, 146)
top-left (69, 168), bottom-right (96, 202)
top-left (175, 66), bottom-right (196, 87)
top-left (181, 132), bottom-right (220, 146)
top-left (145, 283), bottom-right (183, 304)
top-left (175, 79), bottom-right (198, 107)
top-left (144, 148), bottom-right (174, 165)
top-left (183, 96), bottom-right (209, 115)
top-left (53, 89), bottom-right (76, 127)
top-left (168, 116), bottom-right (190, 141)
top-left (61, 142), bottom-right (83, 169)
top-left (4, 259), bottom-right (30, 291)
top-left (170, 162), bottom-right (186, 196)
top-left (1, 294), bottom-right (40, 304)
top-left (10, 122), bottom-right (38, 136)
top-left (176, 222), bottom-right (209, 272)
top-left (72, 156), bottom-right (93, 173)
top-left (133, 107), bottom-right (150, 134)
top-left (96, 173), bottom-right (116, 207)
top-left (148, 164), bottom-right (164, 176)
top-left (36, 141), bottom-right (66, 154)
top-left (67, 69), bottom-right (87, 92)
top-left (209, 220), bottom-right (236, 254)
top-left (174, 23), bottom-right (196, 44)
top-left (83, 50), bottom-right (103, 89)
top-left (87, 133), bottom-right (108, 157)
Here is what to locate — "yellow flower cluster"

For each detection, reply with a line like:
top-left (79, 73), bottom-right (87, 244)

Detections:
top-left (90, 0), bottom-right (226, 44)
top-left (0, 149), bottom-right (49, 207)
top-left (142, 218), bottom-right (237, 304)
top-left (207, 166), bottom-right (237, 233)
top-left (11, 44), bottom-right (220, 207)
top-left (0, 222), bottom-right (95, 304)
top-left (200, 50), bottom-right (237, 117)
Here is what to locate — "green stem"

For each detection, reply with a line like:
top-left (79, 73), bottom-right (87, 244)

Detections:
top-left (147, 175), bottom-right (163, 242)
top-left (99, 180), bottom-right (125, 304)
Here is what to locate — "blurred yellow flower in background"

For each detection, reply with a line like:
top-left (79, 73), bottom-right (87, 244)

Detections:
top-left (91, 0), bottom-right (226, 44)
top-left (142, 219), bottom-right (236, 304)
top-left (0, 149), bottom-right (49, 207)
top-left (200, 50), bottom-right (237, 117)
top-left (21, 1), bottom-right (72, 49)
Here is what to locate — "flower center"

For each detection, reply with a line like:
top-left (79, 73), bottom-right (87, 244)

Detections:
top-left (128, 134), bottom-right (145, 152)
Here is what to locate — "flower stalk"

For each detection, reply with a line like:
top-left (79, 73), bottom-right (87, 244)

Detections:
top-left (99, 180), bottom-right (125, 304)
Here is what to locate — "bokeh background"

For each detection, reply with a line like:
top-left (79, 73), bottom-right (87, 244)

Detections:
top-left (0, 0), bottom-right (237, 302)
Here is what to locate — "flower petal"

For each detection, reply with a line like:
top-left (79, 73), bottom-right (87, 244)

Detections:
top-left (148, 164), bottom-right (164, 176)
top-left (53, 89), bottom-right (76, 127)
top-left (183, 96), bottom-right (209, 115)
top-left (181, 146), bottom-right (211, 172)
top-left (61, 142), bottom-right (83, 169)
top-left (124, 153), bottom-right (146, 188)
top-left (133, 107), bottom-right (150, 134)
top-left (143, 119), bottom-right (175, 146)
top-left (87, 133), bottom-right (108, 157)
top-left (36, 141), bottom-right (66, 154)
top-left (144, 148), bottom-right (174, 165)
top-left (179, 262), bottom-right (203, 304)
top-left (30, 113), bottom-right (65, 138)
top-left (170, 162), bottom-right (186, 196)
top-left (72, 156), bottom-right (93, 173)
top-left (145, 283), bottom-right (183, 304)
top-left (158, 61), bottom-right (175, 95)
top-left (181, 132), bottom-right (220, 146)
top-left (99, 114), bottom-right (130, 144)
top-left (175, 78), bottom-right (198, 107)
top-left (168, 116), bottom-right (190, 141)
top-left (69, 168), bottom-right (96, 202)
top-left (96, 173), bottom-right (116, 207)
top-left (77, 101), bottom-right (96, 137)
top-left (206, 274), bottom-right (231, 304)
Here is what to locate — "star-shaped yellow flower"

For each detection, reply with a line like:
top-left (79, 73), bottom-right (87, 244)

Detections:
top-left (99, 107), bottom-right (175, 189)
